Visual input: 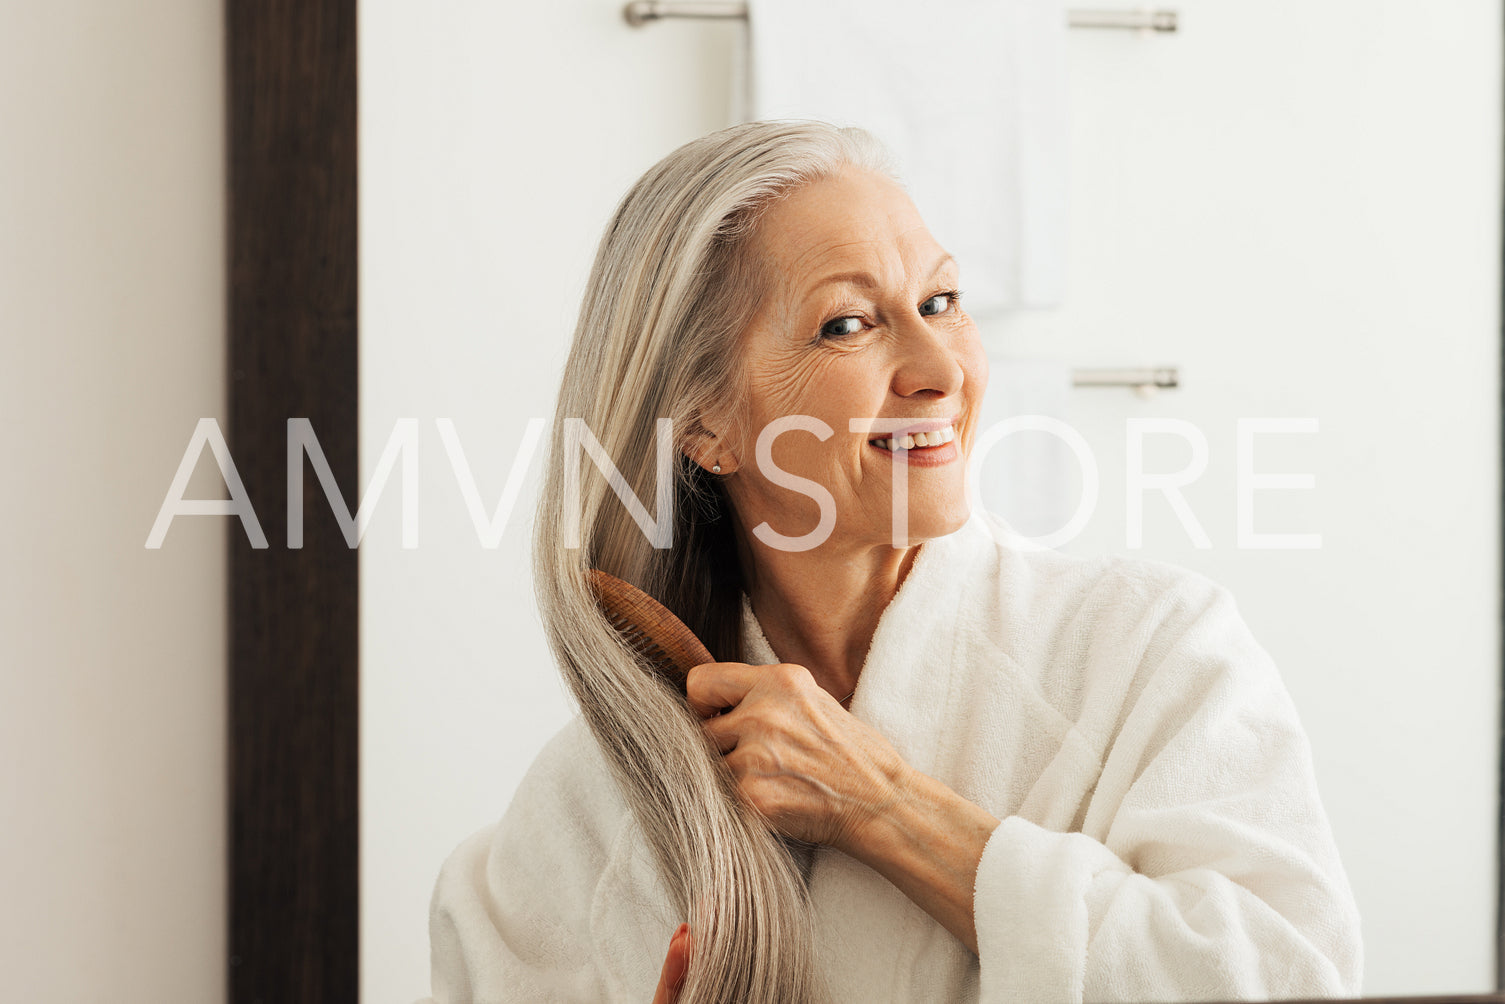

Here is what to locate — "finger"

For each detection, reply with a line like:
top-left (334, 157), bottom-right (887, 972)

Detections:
top-left (650, 923), bottom-right (690, 1004)
top-left (700, 708), bottom-right (740, 754)
top-left (685, 662), bottom-right (763, 719)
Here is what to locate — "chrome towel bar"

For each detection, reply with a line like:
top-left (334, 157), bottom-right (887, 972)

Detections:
top-left (1073, 367), bottom-right (1180, 397)
top-left (623, 3), bottom-right (1179, 32)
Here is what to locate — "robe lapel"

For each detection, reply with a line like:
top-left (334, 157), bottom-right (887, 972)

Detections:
top-left (736, 522), bottom-right (987, 994)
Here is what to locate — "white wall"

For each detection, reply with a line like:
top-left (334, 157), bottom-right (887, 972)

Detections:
top-left (1013, 3), bottom-right (1502, 994)
top-left (362, 0), bottom-right (1501, 999)
top-left (0, 2), bottom-right (226, 1002)
top-left (360, 4), bottom-right (741, 998)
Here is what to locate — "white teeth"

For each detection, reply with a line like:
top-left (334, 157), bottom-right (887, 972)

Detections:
top-left (868, 424), bottom-right (956, 451)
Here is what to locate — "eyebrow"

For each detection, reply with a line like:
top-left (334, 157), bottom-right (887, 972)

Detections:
top-left (805, 254), bottom-right (957, 298)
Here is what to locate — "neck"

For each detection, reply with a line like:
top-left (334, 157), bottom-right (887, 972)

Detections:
top-left (733, 527), bottom-right (921, 702)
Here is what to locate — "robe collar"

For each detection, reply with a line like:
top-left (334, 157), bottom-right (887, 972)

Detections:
top-left (736, 514), bottom-right (993, 777)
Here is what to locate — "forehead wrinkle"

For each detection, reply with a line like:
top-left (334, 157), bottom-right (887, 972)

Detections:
top-left (801, 219), bottom-right (946, 296)
top-left (794, 237), bottom-right (909, 301)
top-left (792, 233), bottom-right (885, 274)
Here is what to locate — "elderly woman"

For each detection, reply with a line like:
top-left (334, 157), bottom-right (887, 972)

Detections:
top-left (425, 120), bottom-right (1363, 1004)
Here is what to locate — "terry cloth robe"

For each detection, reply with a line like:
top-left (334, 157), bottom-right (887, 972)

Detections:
top-left (424, 512), bottom-right (1364, 1003)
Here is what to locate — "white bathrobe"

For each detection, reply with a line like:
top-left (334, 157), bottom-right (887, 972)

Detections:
top-left (425, 513), bottom-right (1364, 1003)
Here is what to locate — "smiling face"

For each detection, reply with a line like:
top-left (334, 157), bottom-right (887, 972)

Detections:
top-left (707, 167), bottom-right (989, 553)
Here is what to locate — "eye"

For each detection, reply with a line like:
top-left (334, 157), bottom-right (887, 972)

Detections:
top-left (820, 316), bottom-right (865, 339)
top-left (919, 290), bottom-right (961, 316)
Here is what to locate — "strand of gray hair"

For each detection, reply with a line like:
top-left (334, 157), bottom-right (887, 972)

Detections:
top-left (534, 119), bottom-right (897, 1003)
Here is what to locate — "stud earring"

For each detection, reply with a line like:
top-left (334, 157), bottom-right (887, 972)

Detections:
top-left (712, 463), bottom-right (722, 474)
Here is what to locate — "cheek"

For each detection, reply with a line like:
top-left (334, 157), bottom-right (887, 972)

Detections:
top-left (738, 356), bottom-right (828, 473)
top-left (753, 358), bottom-right (821, 421)
top-left (969, 340), bottom-right (990, 397)
top-left (954, 334), bottom-right (990, 450)
top-left (953, 316), bottom-right (988, 384)
top-left (747, 350), bottom-right (869, 431)
top-left (746, 357), bottom-right (882, 479)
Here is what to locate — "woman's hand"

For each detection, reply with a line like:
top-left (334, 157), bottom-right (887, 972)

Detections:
top-left (687, 661), bottom-right (1001, 955)
top-left (650, 923), bottom-right (691, 1004)
top-left (686, 661), bottom-right (915, 854)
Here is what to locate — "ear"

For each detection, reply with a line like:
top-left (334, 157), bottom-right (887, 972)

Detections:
top-left (680, 414), bottom-right (738, 475)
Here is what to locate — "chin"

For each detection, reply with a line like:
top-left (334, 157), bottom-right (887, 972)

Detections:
top-left (902, 499), bottom-right (973, 544)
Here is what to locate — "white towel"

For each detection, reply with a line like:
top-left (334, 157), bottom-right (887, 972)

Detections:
top-left (974, 354), bottom-right (1080, 546)
top-left (739, 0), bottom-right (1071, 311)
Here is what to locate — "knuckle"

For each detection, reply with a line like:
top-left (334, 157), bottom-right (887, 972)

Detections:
top-left (777, 663), bottom-right (809, 689)
top-left (743, 777), bottom-right (777, 811)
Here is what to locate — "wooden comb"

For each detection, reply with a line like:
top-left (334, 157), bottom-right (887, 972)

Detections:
top-left (586, 568), bottom-right (714, 692)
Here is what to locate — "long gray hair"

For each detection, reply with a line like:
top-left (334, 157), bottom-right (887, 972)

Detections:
top-left (532, 120), bottom-right (896, 1002)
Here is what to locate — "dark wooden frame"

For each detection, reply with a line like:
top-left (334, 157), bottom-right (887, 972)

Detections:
top-left (227, 0), bottom-right (358, 1000)
top-left (224, 2), bottom-right (1505, 1002)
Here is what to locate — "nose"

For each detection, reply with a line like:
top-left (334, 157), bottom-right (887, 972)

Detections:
top-left (890, 313), bottom-right (966, 400)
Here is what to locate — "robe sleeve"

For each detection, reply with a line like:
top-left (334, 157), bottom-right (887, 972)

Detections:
top-left (423, 718), bottom-right (650, 1004)
top-left (971, 574), bottom-right (1364, 1003)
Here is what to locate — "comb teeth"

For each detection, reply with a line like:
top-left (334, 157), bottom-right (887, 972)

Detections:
top-left (603, 609), bottom-right (675, 675)
top-left (586, 568), bottom-right (714, 693)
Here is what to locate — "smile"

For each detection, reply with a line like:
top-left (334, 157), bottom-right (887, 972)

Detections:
top-left (867, 423), bottom-right (957, 452)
